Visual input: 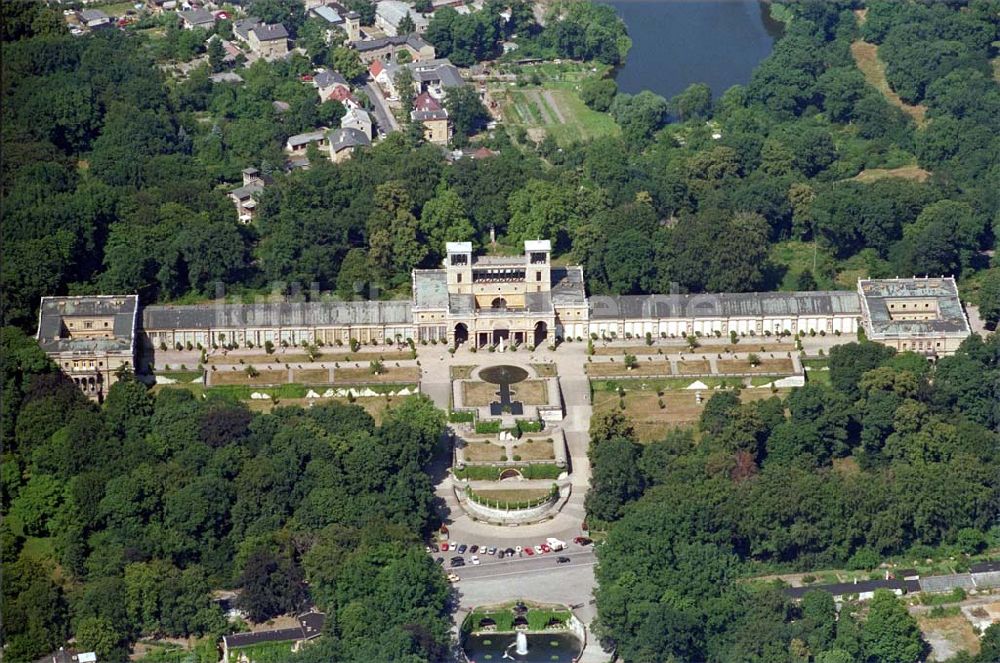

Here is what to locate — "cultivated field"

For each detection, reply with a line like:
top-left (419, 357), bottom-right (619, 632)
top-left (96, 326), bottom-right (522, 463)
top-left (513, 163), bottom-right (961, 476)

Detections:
top-left (491, 63), bottom-right (620, 146)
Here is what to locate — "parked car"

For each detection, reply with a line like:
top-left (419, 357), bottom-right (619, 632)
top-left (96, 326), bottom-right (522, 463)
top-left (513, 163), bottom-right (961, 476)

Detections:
top-left (573, 536), bottom-right (592, 546)
top-left (515, 545), bottom-right (522, 554)
top-left (498, 550), bottom-right (505, 559)
top-left (458, 544), bottom-right (468, 554)
top-left (439, 543), bottom-right (448, 552)
top-left (540, 544), bottom-right (552, 553)
top-left (505, 548), bottom-right (516, 557)
top-left (533, 545), bottom-right (543, 554)
top-left (471, 555), bottom-right (480, 565)
top-left (447, 573), bottom-right (461, 582)
top-left (556, 556), bottom-right (571, 564)
top-left (525, 547), bottom-right (535, 556)
top-left (450, 557), bottom-right (465, 567)
top-left (436, 557), bottom-right (444, 565)
top-left (469, 545), bottom-right (479, 553)
top-left (488, 546), bottom-right (498, 555)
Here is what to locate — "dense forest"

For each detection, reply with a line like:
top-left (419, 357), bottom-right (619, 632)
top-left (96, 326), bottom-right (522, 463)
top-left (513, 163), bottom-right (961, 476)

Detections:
top-left (1, 328), bottom-right (450, 662)
top-left (587, 335), bottom-right (1000, 662)
top-left (3, 0), bottom-right (998, 333)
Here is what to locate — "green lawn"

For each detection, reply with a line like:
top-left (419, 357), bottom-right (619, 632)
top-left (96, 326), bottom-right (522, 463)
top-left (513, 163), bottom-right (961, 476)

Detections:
top-left (591, 377), bottom-right (748, 392)
top-left (769, 240), bottom-right (840, 291)
top-left (93, 0), bottom-right (139, 17)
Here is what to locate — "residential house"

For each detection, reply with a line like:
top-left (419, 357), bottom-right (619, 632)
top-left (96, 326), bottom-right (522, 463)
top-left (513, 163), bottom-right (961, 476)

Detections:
top-left (375, 0), bottom-right (429, 36)
top-left (285, 129), bottom-right (329, 154)
top-left (222, 612), bottom-right (325, 663)
top-left (369, 60), bottom-right (399, 98)
top-left (234, 17), bottom-right (290, 60)
top-left (229, 167), bottom-right (272, 223)
top-left (328, 127), bottom-right (371, 163)
top-left (78, 9), bottom-right (111, 28)
top-left (341, 107), bottom-right (373, 139)
top-left (370, 58), bottom-right (464, 101)
top-left (314, 70), bottom-right (350, 101)
top-left (409, 58), bottom-right (464, 99)
top-left (36, 295), bottom-right (139, 402)
top-left (411, 92), bottom-right (450, 145)
top-left (178, 7), bottom-right (215, 29)
top-left (351, 34), bottom-right (435, 63)
top-left (325, 85), bottom-right (362, 109)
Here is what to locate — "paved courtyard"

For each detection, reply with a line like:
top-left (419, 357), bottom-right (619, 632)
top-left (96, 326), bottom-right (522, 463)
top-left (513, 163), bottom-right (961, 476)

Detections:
top-left (420, 342), bottom-right (609, 660)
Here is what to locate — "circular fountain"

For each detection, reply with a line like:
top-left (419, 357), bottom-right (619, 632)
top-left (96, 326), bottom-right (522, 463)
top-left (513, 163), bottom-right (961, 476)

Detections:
top-left (478, 365), bottom-right (529, 385)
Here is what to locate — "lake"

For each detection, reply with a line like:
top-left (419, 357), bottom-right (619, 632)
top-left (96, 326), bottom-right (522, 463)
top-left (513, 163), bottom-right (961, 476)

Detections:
top-left (605, 0), bottom-right (784, 100)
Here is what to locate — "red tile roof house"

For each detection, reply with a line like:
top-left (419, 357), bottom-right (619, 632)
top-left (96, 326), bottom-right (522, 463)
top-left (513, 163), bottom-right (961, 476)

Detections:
top-left (324, 85), bottom-right (362, 110)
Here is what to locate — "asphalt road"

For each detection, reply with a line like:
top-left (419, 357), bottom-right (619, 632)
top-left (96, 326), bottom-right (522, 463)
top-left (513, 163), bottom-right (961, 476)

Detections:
top-left (446, 548), bottom-right (596, 580)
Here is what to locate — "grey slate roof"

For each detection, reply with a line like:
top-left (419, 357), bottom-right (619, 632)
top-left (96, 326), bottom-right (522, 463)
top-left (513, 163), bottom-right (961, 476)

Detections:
top-left (312, 5), bottom-right (343, 24)
top-left (314, 70), bottom-right (348, 88)
top-left (143, 301), bottom-right (412, 330)
top-left (859, 277), bottom-right (970, 337)
top-left (589, 291), bottom-right (861, 321)
top-left (783, 578), bottom-right (915, 601)
top-left (229, 180), bottom-right (264, 200)
top-left (234, 17), bottom-right (288, 41)
top-left (351, 34), bottom-right (432, 52)
top-left (551, 267), bottom-right (587, 306)
top-left (233, 17), bottom-right (257, 40)
top-left (178, 8), bottom-right (215, 26)
top-left (410, 59), bottom-right (464, 87)
top-left (286, 130), bottom-right (327, 149)
top-left (328, 127), bottom-right (371, 151)
top-left (79, 9), bottom-right (109, 22)
top-left (223, 612), bottom-right (325, 650)
top-left (412, 270), bottom-right (449, 309)
top-left (37, 295), bottom-right (138, 353)
top-left (254, 22), bottom-right (289, 41)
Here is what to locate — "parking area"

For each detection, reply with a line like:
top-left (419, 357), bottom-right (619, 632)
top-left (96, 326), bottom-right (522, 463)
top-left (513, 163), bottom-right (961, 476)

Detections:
top-left (451, 551), bottom-right (599, 624)
top-left (431, 537), bottom-right (595, 571)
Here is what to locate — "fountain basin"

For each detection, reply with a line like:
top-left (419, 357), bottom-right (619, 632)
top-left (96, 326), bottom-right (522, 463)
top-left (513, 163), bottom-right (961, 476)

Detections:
top-left (462, 632), bottom-right (582, 662)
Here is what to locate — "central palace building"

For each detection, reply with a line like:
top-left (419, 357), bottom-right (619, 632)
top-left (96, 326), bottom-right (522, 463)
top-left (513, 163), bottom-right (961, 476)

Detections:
top-left (37, 241), bottom-right (973, 400)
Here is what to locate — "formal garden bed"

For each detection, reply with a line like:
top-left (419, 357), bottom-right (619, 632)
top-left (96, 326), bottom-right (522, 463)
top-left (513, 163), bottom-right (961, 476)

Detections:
top-left (717, 357), bottom-right (795, 374)
top-left (513, 437), bottom-right (555, 461)
top-left (462, 440), bottom-right (508, 462)
top-left (463, 602), bottom-right (573, 634)
top-left (335, 366), bottom-right (421, 383)
top-left (468, 486), bottom-right (557, 509)
top-left (453, 463), bottom-right (563, 481)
